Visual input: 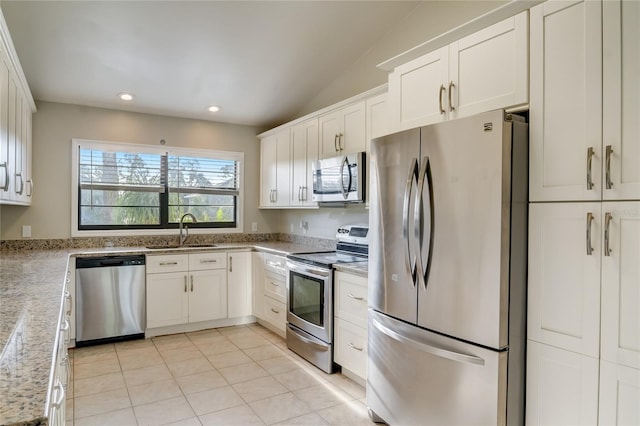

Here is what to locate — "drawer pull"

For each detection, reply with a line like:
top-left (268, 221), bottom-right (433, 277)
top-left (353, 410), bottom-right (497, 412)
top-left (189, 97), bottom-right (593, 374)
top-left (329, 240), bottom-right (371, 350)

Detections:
top-left (347, 293), bottom-right (364, 301)
top-left (348, 342), bottom-right (363, 351)
top-left (200, 259), bottom-right (217, 264)
top-left (159, 261), bottom-right (179, 266)
top-left (270, 308), bottom-right (280, 314)
top-left (270, 281), bottom-right (280, 287)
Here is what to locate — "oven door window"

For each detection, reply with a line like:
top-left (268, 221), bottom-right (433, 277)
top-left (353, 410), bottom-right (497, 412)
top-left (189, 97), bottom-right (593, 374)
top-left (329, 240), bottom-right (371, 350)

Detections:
top-left (289, 271), bottom-right (324, 327)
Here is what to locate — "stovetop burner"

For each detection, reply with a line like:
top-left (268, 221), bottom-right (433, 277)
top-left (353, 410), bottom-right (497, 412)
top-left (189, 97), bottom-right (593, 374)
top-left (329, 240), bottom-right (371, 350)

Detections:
top-left (287, 240), bottom-right (368, 269)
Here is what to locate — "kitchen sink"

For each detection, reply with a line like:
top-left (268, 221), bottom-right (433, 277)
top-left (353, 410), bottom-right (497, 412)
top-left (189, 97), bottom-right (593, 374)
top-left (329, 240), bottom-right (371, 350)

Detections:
top-left (145, 244), bottom-right (217, 250)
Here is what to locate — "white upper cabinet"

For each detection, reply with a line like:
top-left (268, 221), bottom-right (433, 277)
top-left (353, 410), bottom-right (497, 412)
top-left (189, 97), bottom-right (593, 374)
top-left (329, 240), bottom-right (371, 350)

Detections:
top-left (319, 100), bottom-right (366, 159)
top-left (259, 129), bottom-right (290, 208)
top-left (528, 202), bottom-right (602, 358)
top-left (600, 202), bottom-right (640, 370)
top-left (290, 118), bottom-right (318, 207)
top-left (529, 1), bottom-right (603, 202)
top-left (602, 0), bottom-right (640, 201)
top-left (387, 11), bottom-right (528, 132)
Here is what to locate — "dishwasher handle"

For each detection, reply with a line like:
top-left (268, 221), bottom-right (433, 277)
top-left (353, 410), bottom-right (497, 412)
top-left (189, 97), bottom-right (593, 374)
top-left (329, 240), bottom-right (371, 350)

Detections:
top-left (76, 255), bottom-right (146, 269)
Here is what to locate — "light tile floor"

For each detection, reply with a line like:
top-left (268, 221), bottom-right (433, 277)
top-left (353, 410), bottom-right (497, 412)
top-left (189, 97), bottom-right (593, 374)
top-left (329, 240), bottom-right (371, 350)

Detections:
top-left (67, 324), bottom-right (375, 426)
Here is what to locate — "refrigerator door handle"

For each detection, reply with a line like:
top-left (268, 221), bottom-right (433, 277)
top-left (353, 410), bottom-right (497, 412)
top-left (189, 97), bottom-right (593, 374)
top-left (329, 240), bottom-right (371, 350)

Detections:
top-left (403, 158), bottom-right (419, 285)
top-left (372, 318), bottom-right (485, 366)
top-left (415, 156), bottom-right (435, 290)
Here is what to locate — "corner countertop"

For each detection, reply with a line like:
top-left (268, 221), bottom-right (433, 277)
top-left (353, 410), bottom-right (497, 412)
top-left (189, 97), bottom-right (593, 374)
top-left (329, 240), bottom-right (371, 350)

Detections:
top-left (0, 240), bottom-right (322, 426)
top-left (334, 261), bottom-right (368, 278)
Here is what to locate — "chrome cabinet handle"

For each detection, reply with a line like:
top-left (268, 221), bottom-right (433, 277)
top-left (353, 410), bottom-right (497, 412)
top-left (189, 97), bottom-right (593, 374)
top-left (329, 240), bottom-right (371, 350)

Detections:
top-left (439, 84), bottom-right (446, 115)
top-left (184, 276), bottom-right (188, 293)
top-left (586, 147), bottom-right (595, 190)
top-left (272, 189), bottom-right (277, 203)
top-left (605, 145), bottom-right (613, 190)
top-left (403, 159), bottom-right (419, 286)
top-left (26, 179), bottom-right (33, 197)
top-left (52, 378), bottom-right (65, 407)
top-left (65, 291), bottom-right (72, 316)
top-left (604, 212), bottom-right (612, 256)
top-left (334, 134), bottom-right (339, 152)
top-left (159, 261), bottom-right (179, 266)
top-left (347, 293), bottom-right (363, 301)
top-left (0, 162), bottom-right (8, 191)
top-left (448, 81), bottom-right (455, 111)
top-left (15, 172), bottom-right (23, 195)
top-left (586, 212), bottom-right (594, 255)
top-left (270, 281), bottom-right (280, 287)
top-left (271, 307), bottom-right (280, 314)
top-left (348, 342), bottom-right (363, 351)
top-left (190, 275), bottom-right (194, 292)
top-left (229, 256), bottom-right (233, 273)
top-left (200, 259), bottom-right (217, 264)
top-left (338, 133), bottom-right (344, 151)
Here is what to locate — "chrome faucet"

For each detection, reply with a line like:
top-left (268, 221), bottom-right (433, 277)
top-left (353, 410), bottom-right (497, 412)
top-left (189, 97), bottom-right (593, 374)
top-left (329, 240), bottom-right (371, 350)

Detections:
top-left (179, 213), bottom-right (197, 246)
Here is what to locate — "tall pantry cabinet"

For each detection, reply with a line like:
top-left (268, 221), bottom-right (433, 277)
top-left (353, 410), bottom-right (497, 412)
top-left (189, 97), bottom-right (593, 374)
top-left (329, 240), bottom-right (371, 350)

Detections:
top-left (527, 1), bottom-right (640, 425)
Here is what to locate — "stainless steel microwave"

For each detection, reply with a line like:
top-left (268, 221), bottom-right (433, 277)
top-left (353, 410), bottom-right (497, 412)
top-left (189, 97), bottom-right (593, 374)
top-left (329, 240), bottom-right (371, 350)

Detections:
top-left (312, 152), bottom-right (365, 204)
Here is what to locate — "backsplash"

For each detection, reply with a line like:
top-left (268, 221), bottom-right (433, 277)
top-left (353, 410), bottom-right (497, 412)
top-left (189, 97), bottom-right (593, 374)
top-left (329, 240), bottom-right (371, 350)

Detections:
top-left (0, 233), bottom-right (336, 252)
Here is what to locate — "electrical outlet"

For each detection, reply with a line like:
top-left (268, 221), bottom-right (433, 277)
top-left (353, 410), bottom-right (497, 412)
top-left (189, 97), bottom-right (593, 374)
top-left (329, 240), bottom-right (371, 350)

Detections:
top-left (22, 225), bottom-right (31, 238)
top-left (251, 222), bottom-right (258, 232)
top-left (290, 223), bottom-right (294, 233)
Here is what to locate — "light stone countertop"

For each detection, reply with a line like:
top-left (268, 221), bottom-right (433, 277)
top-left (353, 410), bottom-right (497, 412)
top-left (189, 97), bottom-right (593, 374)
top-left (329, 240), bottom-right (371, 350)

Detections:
top-left (0, 241), bottom-right (323, 426)
top-left (334, 261), bottom-right (369, 278)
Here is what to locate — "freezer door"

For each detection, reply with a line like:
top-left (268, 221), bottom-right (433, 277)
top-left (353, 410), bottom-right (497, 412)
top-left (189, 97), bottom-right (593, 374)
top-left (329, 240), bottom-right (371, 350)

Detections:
top-left (367, 309), bottom-right (508, 426)
top-left (369, 128), bottom-right (421, 324)
top-left (416, 110), bottom-right (519, 349)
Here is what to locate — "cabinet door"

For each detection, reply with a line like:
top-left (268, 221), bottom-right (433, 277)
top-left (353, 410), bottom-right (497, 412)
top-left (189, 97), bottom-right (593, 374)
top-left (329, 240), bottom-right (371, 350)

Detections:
top-left (13, 87), bottom-right (25, 202)
top-left (260, 134), bottom-right (278, 207)
top-left (252, 252), bottom-right (265, 319)
top-left (603, 0), bottom-right (640, 201)
top-left (340, 100), bottom-right (366, 155)
top-left (526, 341), bottom-right (599, 426)
top-left (599, 360), bottom-right (640, 425)
top-left (227, 252), bottom-right (252, 318)
top-left (319, 110), bottom-right (341, 159)
top-left (291, 118), bottom-right (318, 207)
top-left (147, 272), bottom-right (189, 328)
top-left (449, 11), bottom-right (528, 120)
top-left (601, 202), bottom-right (640, 369)
top-left (189, 269), bottom-right (227, 323)
top-left (529, 0), bottom-right (602, 202)
top-left (274, 129), bottom-right (291, 207)
top-left (388, 46), bottom-right (449, 132)
top-left (335, 271), bottom-right (368, 328)
top-left (23, 100), bottom-right (32, 200)
top-left (528, 203), bottom-right (601, 357)
top-left (334, 318), bottom-right (367, 380)
top-left (6, 76), bottom-right (16, 203)
top-left (366, 93), bottom-right (388, 142)
top-left (263, 296), bottom-right (286, 333)
top-left (0, 58), bottom-right (8, 200)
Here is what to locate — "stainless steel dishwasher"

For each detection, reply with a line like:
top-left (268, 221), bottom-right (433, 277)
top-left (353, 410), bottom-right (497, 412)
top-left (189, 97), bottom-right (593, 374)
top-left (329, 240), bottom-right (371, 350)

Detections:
top-left (75, 255), bottom-right (146, 347)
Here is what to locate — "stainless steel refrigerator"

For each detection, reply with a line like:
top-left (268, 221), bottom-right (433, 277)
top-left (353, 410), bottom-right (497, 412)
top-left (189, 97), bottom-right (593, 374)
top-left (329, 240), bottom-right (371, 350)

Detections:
top-left (367, 109), bottom-right (528, 425)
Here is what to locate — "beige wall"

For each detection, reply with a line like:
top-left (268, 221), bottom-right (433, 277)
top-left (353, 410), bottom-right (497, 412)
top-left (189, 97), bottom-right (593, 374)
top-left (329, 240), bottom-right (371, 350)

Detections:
top-left (296, 0), bottom-right (508, 117)
top-left (0, 101), bottom-right (280, 240)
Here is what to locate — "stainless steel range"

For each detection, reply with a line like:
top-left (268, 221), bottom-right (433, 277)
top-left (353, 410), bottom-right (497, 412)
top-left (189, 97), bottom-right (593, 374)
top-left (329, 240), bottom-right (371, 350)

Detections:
top-left (286, 225), bottom-right (368, 373)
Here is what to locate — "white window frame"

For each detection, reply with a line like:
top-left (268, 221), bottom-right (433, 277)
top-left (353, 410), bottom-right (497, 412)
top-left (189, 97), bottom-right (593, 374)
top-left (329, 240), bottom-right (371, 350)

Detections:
top-left (71, 138), bottom-right (244, 237)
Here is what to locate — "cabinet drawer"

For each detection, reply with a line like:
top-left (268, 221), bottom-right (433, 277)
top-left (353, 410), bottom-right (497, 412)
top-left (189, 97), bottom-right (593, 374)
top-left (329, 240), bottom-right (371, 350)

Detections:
top-left (334, 318), bottom-right (367, 379)
top-left (335, 271), bottom-right (368, 328)
top-left (189, 252), bottom-right (227, 271)
top-left (263, 297), bottom-right (286, 332)
top-left (264, 271), bottom-right (286, 303)
top-left (146, 254), bottom-right (188, 273)
top-left (263, 253), bottom-right (287, 277)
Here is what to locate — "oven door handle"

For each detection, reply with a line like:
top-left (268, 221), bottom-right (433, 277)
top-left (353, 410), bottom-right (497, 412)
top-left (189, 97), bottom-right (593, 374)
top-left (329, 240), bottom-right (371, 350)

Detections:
top-left (286, 261), bottom-right (331, 279)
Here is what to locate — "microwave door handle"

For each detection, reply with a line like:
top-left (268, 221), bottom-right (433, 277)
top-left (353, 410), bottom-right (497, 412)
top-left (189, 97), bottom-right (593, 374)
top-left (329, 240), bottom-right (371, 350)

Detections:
top-left (415, 156), bottom-right (434, 290)
top-left (340, 156), bottom-right (349, 200)
top-left (403, 158), bottom-right (419, 286)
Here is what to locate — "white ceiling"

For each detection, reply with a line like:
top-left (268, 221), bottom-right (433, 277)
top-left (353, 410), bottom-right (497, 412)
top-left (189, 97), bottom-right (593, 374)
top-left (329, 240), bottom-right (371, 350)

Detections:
top-left (1, 1), bottom-right (420, 128)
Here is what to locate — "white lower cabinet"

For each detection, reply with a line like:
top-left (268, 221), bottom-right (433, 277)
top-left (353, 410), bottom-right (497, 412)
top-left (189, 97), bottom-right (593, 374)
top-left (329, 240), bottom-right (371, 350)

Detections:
top-left (333, 271), bottom-right (368, 380)
top-left (599, 361), bottom-right (640, 425)
top-left (254, 253), bottom-right (287, 335)
top-left (48, 278), bottom-right (72, 425)
top-left (146, 253), bottom-right (227, 328)
top-left (227, 251), bottom-right (252, 318)
top-left (526, 341), bottom-right (599, 426)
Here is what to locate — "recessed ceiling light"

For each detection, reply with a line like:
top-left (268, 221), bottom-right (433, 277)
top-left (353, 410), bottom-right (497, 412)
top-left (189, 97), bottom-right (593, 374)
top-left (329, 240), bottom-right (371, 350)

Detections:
top-left (118, 92), bottom-right (134, 101)
top-left (208, 105), bottom-right (221, 113)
